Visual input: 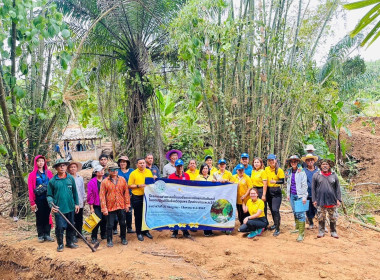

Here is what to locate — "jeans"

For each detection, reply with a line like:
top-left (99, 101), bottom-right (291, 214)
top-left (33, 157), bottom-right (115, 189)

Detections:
top-left (236, 204), bottom-right (249, 225)
top-left (256, 187), bottom-right (268, 217)
top-left (239, 217), bottom-right (268, 232)
top-left (266, 187), bottom-right (282, 230)
top-left (289, 194), bottom-right (306, 222)
top-left (92, 205), bottom-right (106, 239)
top-left (106, 209), bottom-right (127, 239)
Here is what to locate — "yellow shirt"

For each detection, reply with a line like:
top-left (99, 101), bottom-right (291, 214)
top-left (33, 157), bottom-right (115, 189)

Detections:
top-left (128, 168), bottom-right (153, 196)
top-left (213, 170), bottom-right (233, 182)
top-left (265, 166), bottom-right (285, 187)
top-left (196, 175), bottom-right (213, 181)
top-left (185, 169), bottom-right (199, 181)
top-left (246, 198), bottom-right (265, 218)
top-left (232, 174), bottom-right (253, 204)
top-left (250, 169), bottom-right (267, 187)
top-left (209, 166), bottom-right (218, 176)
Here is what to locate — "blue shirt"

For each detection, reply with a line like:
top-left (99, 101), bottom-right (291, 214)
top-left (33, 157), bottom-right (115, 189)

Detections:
top-left (304, 167), bottom-right (319, 198)
top-left (232, 164), bottom-right (253, 177)
top-left (118, 168), bottom-right (134, 195)
top-left (36, 171), bottom-right (49, 200)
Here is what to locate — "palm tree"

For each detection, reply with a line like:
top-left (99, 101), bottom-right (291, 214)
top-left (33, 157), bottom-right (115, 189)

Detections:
top-left (55, 0), bottom-right (185, 158)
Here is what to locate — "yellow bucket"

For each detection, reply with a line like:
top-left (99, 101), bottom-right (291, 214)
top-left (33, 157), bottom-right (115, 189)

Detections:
top-left (83, 213), bottom-right (101, 233)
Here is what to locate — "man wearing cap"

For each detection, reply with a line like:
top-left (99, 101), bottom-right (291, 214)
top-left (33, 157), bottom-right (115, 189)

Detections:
top-left (312, 159), bottom-right (341, 239)
top-left (302, 154), bottom-right (319, 229)
top-left (145, 153), bottom-right (160, 180)
top-left (68, 161), bottom-right (85, 243)
top-left (47, 159), bottom-right (80, 252)
top-left (232, 164), bottom-right (253, 225)
top-left (168, 159), bottom-right (191, 238)
top-left (204, 155), bottom-right (218, 176)
top-left (163, 149), bottom-right (182, 178)
top-left (302, 144), bottom-right (321, 168)
top-left (100, 162), bottom-right (130, 247)
top-left (212, 159), bottom-right (233, 183)
top-left (128, 158), bottom-right (154, 241)
top-left (232, 153), bottom-right (253, 177)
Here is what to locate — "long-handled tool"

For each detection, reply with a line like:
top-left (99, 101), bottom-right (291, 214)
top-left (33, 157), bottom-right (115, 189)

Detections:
top-left (52, 204), bottom-right (100, 252)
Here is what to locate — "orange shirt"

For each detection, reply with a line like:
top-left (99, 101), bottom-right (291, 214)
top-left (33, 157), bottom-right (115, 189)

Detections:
top-left (100, 176), bottom-right (130, 214)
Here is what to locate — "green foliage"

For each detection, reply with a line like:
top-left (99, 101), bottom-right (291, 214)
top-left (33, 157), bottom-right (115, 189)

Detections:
top-left (303, 132), bottom-right (335, 161)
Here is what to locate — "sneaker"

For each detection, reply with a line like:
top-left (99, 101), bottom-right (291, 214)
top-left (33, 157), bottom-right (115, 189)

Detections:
top-left (269, 225), bottom-right (276, 231)
top-left (247, 231), bottom-right (258, 239)
top-left (66, 243), bottom-right (78, 249)
top-left (121, 238), bottom-right (128, 245)
top-left (57, 244), bottom-right (64, 252)
top-left (183, 232), bottom-right (191, 239)
top-left (44, 235), bottom-right (55, 242)
top-left (91, 238), bottom-right (98, 244)
top-left (273, 230), bottom-right (280, 237)
top-left (256, 228), bottom-right (265, 236)
top-left (38, 236), bottom-right (45, 243)
top-left (171, 233), bottom-right (178, 238)
top-left (72, 236), bottom-right (78, 243)
top-left (113, 229), bottom-right (118, 235)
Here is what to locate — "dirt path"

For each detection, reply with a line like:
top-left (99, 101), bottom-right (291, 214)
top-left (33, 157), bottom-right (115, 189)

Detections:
top-left (1, 210), bottom-right (380, 280)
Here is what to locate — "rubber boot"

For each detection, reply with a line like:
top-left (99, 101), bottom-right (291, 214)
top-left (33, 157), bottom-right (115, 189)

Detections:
top-left (317, 221), bottom-right (325, 238)
top-left (56, 230), bottom-right (64, 252)
top-left (66, 233), bottom-right (78, 249)
top-left (330, 222), bottom-right (339, 239)
top-left (297, 221), bottom-right (305, 242)
top-left (291, 219), bottom-right (299, 234)
top-left (107, 229), bottom-right (113, 247)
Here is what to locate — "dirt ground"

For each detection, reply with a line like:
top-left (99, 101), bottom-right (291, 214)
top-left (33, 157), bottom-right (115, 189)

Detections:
top-left (1, 118), bottom-right (380, 279)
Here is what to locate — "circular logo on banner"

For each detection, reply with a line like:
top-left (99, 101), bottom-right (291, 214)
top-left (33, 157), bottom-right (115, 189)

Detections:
top-left (154, 180), bottom-right (166, 193)
top-left (210, 199), bottom-right (233, 223)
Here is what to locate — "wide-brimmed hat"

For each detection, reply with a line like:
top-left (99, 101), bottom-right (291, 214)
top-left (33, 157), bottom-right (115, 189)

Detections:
top-left (301, 154), bottom-right (319, 162)
top-left (165, 149), bottom-right (182, 161)
top-left (117, 156), bottom-right (130, 165)
top-left (68, 161), bottom-right (83, 171)
top-left (305, 144), bottom-right (316, 151)
top-left (287, 155), bottom-right (301, 162)
top-left (52, 158), bottom-right (70, 169)
top-left (106, 162), bottom-right (119, 171)
top-left (317, 159), bottom-right (335, 168)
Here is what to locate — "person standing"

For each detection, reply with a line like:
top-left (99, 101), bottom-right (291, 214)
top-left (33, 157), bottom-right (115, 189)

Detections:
top-left (67, 161), bottom-right (85, 243)
top-left (250, 157), bottom-right (268, 217)
top-left (100, 162), bottom-right (130, 247)
top-left (312, 159), bottom-right (342, 239)
top-left (128, 158), bottom-right (154, 241)
top-left (302, 144), bottom-right (321, 168)
top-left (168, 159), bottom-right (191, 238)
top-left (163, 149), bottom-right (182, 178)
top-left (145, 153), bottom-right (160, 179)
top-left (285, 155), bottom-right (308, 242)
top-left (212, 159), bottom-right (233, 183)
top-left (239, 188), bottom-right (268, 239)
top-left (185, 159), bottom-right (199, 180)
top-left (87, 165), bottom-right (107, 243)
top-left (265, 154), bottom-right (285, 237)
top-left (196, 163), bottom-right (214, 236)
top-left (117, 156), bottom-right (135, 234)
top-left (28, 155), bottom-right (54, 242)
top-left (302, 154), bottom-right (319, 229)
top-left (232, 164), bottom-right (253, 225)
top-left (232, 153), bottom-right (253, 176)
top-left (204, 155), bottom-right (218, 176)
top-left (54, 143), bottom-right (63, 159)
top-left (47, 159), bottom-right (80, 252)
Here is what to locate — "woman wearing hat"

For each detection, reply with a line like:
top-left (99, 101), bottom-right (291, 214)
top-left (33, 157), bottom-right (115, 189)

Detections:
top-left (68, 161), bottom-right (85, 243)
top-left (87, 165), bottom-right (107, 243)
top-left (312, 159), bottom-right (342, 239)
top-left (212, 159), bottom-right (233, 183)
top-left (302, 154), bottom-right (319, 229)
top-left (163, 149), bottom-right (182, 178)
top-left (285, 155), bottom-right (308, 242)
top-left (232, 164), bottom-right (253, 225)
top-left (27, 155), bottom-right (54, 242)
top-left (250, 157), bottom-right (268, 216)
top-left (118, 156), bottom-right (135, 233)
top-left (264, 154), bottom-right (285, 237)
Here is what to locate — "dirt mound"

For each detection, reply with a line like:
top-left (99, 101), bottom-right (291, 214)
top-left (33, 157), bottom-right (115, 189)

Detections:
top-left (1, 211), bottom-right (380, 280)
top-left (342, 117), bottom-right (380, 190)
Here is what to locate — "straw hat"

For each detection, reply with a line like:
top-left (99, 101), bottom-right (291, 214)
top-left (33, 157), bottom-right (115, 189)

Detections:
top-left (68, 161), bottom-right (83, 171)
top-left (301, 154), bottom-right (319, 162)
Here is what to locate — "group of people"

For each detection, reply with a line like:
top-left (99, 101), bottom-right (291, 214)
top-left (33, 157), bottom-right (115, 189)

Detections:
top-left (27, 144), bottom-right (342, 252)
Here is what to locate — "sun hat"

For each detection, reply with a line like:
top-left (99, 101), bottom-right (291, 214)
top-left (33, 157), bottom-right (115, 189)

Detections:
top-left (287, 155), bottom-right (301, 162)
top-left (165, 149), bottom-right (182, 161)
top-left (68, 161), bottom-right (83, 171)
top-left (117, 156), bottom-right (130, 165)
top-left (53, 158), bottom-right (70, 169)
top-left (305, 144), bottom-right (316, 151)
top-left (175, 159), bottom-right (184, 167)
top-left (241, 153), bottom-right (249, 158)
top-left (106, 162), bottom-right (119, 171)
top-left (218, 159), bottom-right (227, 164)
top-left (204, 155), bottom-right (213, 161)
top-left (267, 154), bottom-right (277, 160)
top-left (301, 154), bottom-right (319, 162)
top-left (236, 164), bottom-right (245, 170)
top-left (93, 165), bottom-right (104, 173)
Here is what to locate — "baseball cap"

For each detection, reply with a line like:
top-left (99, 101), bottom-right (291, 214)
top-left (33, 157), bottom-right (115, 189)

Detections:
top-left (175, 159), bottom-right (184, 166)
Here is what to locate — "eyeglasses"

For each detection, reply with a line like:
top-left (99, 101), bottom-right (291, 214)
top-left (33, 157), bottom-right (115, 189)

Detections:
top-left (109, 169), bottom-right (118, 172)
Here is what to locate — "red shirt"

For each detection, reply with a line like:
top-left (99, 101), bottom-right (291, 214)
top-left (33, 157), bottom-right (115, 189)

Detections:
top-left (168, 172), bottom-right (190, 180)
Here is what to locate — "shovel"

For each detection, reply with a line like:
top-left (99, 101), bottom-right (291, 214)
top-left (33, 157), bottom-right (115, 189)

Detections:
top-left (52, 204), bottom-right (100, 252)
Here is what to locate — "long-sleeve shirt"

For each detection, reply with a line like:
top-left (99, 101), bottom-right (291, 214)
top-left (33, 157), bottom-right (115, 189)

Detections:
top-left (73, 174), bottom-right (85, 208)
top-left (100, 176), bottom-right (130, 214)
top-left (47, 173), bottom-right (79, 214)
top-left (87, 177), bottom-right (101, 206)
top-left (312, 171), bottom-right (342, 207)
